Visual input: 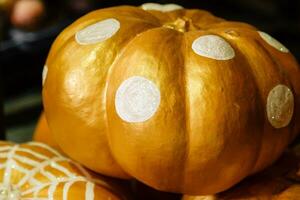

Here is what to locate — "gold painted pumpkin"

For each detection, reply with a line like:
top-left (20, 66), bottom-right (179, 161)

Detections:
top-left (182, 146), bottom-right (300, 200)
top-left (0, 141), bottom-right (129, 199)
top-left (42, 3), bottom-right (300, 194)
top-left (33, 112), bottom-right (59, 149)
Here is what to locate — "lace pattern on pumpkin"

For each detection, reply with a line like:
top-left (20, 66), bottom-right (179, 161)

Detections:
top-left (0, 142), bottom-right (98, 200)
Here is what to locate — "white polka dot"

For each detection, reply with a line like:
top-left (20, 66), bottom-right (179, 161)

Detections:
top-left (192, 35), bottom-right (235, 60)
top-left (258, 31), bottom-right (289, 53)
top-left (141, 3), bottom-right (183, 12)
top-left (115, 76), bottom-right (161, 123)
top-left (42, 65), bottom-right (48, 86)
top-left (267, 84), bottom-right (294, 128)
top-left (75, 18), bottom-right (120, 45)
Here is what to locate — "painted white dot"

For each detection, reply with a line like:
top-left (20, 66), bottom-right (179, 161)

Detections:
top-left (267, 84), bottom-right (294, 128)
top-left (141, 3), bottom-right (183, 12)
top-left (42, 65), bottom-right (48, 86)
top-left (75, 18), bottom-right (120, 45)
top-left (115, 76), bottom-right (161, 123)
top-left (192, 35), bottom-right (235, 60)
top-left (258, 31), bottom-right (289, 53)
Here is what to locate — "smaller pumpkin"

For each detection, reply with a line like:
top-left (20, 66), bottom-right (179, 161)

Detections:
top-left (182, 146), bottom-right (300, 200)
top-left (0, 141), bottom-right (130, 200)
top-left (33, 112), bottom-right (59, 149)
top-left (10, 0), bottom-right (45, 29)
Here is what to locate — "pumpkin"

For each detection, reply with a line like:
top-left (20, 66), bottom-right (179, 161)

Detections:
top-left (182, 146), bottom-right (300, 200)
top-left (42, 2), bottom-right (300, 194)
top-left (10, 0), bottom-right (45, 29)
top-left (0, 141), bottom-right (130, 199)
top-left (33, 112), bottom-right (59, 148)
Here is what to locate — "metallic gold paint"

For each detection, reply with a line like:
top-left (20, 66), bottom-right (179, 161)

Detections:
top-left (33, 112), bottom-right (59, 149)
top-left (0, 141), bottom-right (130, 200)
top-left (182, 148), bottom-right (300, 199)
top-left (43, 5), bottom-right (300, 195)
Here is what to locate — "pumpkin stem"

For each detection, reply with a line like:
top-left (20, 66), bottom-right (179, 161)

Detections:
top-left (163, 17), bottom-right (197, 32)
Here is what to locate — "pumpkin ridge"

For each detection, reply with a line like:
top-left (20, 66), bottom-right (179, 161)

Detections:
top-left (167, 31), bottom-right (192, 191)
top-left (181, 33), bottom-right (192, 192)
top-left (232, 32), bottom-right (292, 173)
top-left (103, 25), bottom-right (167, 139)
top-left (257, 38), bottom-right (292, 86)
top-left (44, 11), bottom-right (162, 178)
top-left (220, 28), bottom-right (265, 176)
top-left (255, 38), bottom-right (296, 157)
top-left (217, 29), bottom-right (268, 171)
top-left (223, 37), bottom-right (266, 176)
top-left (102, 26), bottom-right (167, 177)
top-left (106, 26), bottom-right (188, 189)
top-left (237, 38), bottom-right (275, 174)
top-left (45, 34), bottom-right (76, 75)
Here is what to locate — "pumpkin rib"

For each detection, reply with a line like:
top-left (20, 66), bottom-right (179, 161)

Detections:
top-left (222, 35), bottom-right (266, 177)
top-left (255, 36), bottom-right (297, 143)
top-left (103, 25), bottom-right (167, 161)
top-left (44, 11), bottom-right (163, 179)
top-left (181, 27), bottom-right (284, 194)
top-left (214, 29), bottom-right (272, 175)
top-left (181, 31), bottom-right (191, 190)
top-left (249, 40), bottom-right (285, 173)
top-left (267, 53), bottom-right (300, 142)
top-left (233, 32), bottom-right (292, 173)
top-left (257, 38), bottom-right (292, 87)
top-left (106, 26), bottom-right (189, 190)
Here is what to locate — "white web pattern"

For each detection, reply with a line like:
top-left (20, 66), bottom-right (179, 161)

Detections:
top-left (0, 142), bottom-right (96, 200)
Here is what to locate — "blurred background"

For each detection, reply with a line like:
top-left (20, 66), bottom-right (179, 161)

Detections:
top-left (0, 0), bottom-right (300, 142)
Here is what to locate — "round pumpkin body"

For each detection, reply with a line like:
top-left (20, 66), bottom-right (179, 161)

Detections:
top-left (0, 141), bottom-right (129, 200)
top-left (43, 3), bottom-right (300, 194)
top-left (33, 112), bottom-right (59, 148)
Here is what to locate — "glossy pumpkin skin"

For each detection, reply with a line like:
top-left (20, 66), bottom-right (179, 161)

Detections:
top-left (33, 112), bottom-right (59, 148)
top-left (182, 148), bottom-right (300, 200)
top-left (43, 4), bottom-right (300, 194)
top-left (0, 141), bottom-right (129, 200)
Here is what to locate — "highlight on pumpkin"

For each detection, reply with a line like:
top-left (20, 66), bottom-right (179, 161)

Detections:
top-left (42, 65), bottom-right (48, 86)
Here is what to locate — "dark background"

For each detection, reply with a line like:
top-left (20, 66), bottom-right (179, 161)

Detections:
top-left (0, 0), bottom-right (300, 142)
